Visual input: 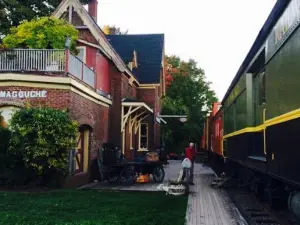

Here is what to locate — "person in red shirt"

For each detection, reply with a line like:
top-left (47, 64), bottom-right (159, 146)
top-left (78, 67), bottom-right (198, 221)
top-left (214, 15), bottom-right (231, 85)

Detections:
top-left (184, 143), bottom-right (196, 185)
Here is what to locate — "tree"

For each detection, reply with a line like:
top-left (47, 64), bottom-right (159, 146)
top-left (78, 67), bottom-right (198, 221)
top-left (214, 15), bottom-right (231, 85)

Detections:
top-left (103, 25), bottom-right (128, 35)
top-left (164, 56), bottom-right (173, 89)
top-left (2, 16), bottom-right (79, 54)
top-left (0, 0), bottom-right (88, 38)
top-left (161, 55), bottom-right (218, 153)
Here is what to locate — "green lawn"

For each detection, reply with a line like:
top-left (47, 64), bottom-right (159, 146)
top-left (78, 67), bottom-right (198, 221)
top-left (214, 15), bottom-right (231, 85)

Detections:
top-left (0, 190), bottom-right (188, 225)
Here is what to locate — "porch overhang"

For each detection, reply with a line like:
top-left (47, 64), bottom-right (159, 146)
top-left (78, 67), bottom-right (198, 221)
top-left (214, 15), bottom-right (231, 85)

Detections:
top-left (122, 101), bottom-right (153, 113)
top-left (121, 99), bottom-right (153, 133)
top-left (121, 99), bottom-right (153, 153)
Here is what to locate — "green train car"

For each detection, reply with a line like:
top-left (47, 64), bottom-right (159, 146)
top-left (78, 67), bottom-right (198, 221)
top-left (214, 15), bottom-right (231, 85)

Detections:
top-left (222, 0), bottom-right (300, 218)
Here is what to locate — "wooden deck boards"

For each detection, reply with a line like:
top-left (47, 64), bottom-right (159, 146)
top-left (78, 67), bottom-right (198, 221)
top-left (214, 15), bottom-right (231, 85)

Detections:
top-left (186, 163), bottom-right (245, 225)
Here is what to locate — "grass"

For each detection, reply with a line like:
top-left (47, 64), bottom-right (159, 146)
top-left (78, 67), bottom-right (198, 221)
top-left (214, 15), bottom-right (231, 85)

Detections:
top-left (0, 190), bottom-right (188, 225)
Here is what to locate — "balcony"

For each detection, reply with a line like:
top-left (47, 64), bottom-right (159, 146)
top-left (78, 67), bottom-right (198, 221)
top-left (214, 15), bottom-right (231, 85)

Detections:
top-left (0, 49), bottom-right (96, 88)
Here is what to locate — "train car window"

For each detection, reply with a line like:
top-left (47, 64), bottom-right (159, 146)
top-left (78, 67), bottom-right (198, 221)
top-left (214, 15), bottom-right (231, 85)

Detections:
top-left (259, 71), bottom-right (266, 105)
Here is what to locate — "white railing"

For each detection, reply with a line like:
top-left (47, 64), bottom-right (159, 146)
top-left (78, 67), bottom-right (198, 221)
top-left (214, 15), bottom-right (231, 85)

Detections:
top-left (67, 53), bottom-right (95, 87)
top-left (0, 49), bottom-right (95, 88)
top-left (0, 49), bottom-right (66, 72)
top-left (83, 64), bottom-right (95, 87)
top-left (68, 53), bottom-right (82, 79)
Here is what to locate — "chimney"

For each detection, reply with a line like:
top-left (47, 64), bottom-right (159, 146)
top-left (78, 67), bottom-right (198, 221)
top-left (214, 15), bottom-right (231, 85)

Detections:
top-left (88, 0), bottom-right (98, 21)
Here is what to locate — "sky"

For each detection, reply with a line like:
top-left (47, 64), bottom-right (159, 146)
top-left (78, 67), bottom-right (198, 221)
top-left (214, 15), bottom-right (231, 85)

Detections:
top-left (96, 0), bottom-right (277, 101)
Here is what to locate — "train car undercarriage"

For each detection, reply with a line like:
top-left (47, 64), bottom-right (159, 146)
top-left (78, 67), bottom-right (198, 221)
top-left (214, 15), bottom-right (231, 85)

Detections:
top-left (210, 158), bottom-right (300, 223)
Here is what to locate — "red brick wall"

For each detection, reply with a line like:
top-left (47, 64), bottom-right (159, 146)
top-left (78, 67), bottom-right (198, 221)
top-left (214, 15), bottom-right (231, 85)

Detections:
top-left (108, 64), bottom-right (122, 147)
top-left (137, 88), bottom-right (154, 107)
top-left (121, 76), bottom-right (137, 99)
top-left (0, 86), bottom-right (109, 160)
top-left (69, 91), bottom-right (109, 159)
top-left (109, 66), bottom-right (139, 147)
top-left (137, 87), bottom-right (161, 149)
top-left (0, 86), bottom-right (70, 109)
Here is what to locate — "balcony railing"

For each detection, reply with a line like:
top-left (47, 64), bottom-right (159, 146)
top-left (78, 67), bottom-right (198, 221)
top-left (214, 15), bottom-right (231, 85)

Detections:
top-left (0, 49), bottom-right (96, 88)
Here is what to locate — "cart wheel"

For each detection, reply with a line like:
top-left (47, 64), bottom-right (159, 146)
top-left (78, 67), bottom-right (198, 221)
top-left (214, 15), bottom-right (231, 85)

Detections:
top-left (153, 165), bottom-right (165, 183)
top-left (121, 166), bottom-right (136, 185)
top-left (107, 175), bottom-right (119, 184)
top-left (107, 168), bottom-right (119, 184)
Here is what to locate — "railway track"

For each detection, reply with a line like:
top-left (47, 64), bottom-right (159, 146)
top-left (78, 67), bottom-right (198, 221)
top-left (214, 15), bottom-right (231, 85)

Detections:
top-left (225, 184), bottom-right (299, 225)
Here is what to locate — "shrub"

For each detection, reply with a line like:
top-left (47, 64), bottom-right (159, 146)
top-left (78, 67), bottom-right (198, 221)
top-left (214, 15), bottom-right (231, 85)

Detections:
top-left (9, 107), bottom-right (78, 186)
top-left (0, 126), bottom-right (11, 153)
top-left (3, 16), bottom-right (79, 54)
top-left (0, 126), bottom-right (11, 173)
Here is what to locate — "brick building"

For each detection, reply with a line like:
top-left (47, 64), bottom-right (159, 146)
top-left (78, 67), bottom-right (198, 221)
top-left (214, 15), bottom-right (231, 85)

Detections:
top-left (0, 0), bottom-right (165, 187)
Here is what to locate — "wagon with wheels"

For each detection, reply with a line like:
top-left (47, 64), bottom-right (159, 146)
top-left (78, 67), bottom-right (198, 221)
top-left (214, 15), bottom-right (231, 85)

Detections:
top-left (98, 144), bottom-right (165, 185)
top-left (106, 161), bottom-right (165, 185)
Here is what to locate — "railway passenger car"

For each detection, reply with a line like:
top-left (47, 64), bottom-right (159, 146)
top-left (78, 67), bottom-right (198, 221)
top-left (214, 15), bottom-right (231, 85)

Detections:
top-left (209, 107), bottom-right (224, 175)
top-left (221, 0), bottom-right (300, 219)
top-left (201, 102), bottom-right (224, 173)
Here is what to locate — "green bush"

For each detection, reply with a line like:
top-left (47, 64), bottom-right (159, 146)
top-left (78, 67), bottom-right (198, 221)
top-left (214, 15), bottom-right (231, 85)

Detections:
top-left (9, 107), bottom-right (78, 187)
top-left (0, 126), bottom-right (11, 154)
top-left (0, 126), bottom-right (11, 174)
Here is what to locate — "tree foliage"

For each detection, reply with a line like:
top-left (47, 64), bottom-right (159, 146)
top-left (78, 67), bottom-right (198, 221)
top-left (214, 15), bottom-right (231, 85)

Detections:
top-left (0, 0), bottom-right (88, 38)
top-left (162, 55), bottom-right (218, 153)
top-left (103, 25), bottom-right (128, 35)
top-left (9, 107), bottom-right (78, 179)
top-left (3, 16), bottom-right (79, 54)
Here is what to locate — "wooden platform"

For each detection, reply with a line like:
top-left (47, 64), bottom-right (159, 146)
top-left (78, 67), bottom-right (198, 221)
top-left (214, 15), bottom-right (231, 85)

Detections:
top-left (186, 163), bottom-right (247, 225)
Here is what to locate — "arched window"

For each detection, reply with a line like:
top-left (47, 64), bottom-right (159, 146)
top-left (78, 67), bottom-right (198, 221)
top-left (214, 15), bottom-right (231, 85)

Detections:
top-left (0, 106), bottom-right (20, 128)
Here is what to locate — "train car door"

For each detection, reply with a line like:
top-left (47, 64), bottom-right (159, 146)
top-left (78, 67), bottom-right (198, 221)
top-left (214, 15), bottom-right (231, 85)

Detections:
top-left (251, 70), bottom-right (267, 160)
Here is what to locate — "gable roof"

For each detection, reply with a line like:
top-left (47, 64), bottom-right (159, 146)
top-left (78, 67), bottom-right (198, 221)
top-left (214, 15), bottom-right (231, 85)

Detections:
top-left (106, 34), bottom-right (164, 84)
top-left (52, 0), bottom-right (138, 83)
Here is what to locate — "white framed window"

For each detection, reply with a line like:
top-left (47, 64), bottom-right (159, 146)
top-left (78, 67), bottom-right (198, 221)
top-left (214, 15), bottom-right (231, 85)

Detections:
top-left (139, 123), bottom-right (148, 150)
top-left (76, 46), bottom-right (86, 63)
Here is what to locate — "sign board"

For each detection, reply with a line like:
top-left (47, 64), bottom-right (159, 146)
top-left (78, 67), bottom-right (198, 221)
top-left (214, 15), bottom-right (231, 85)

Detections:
top-left (267, 0), bottom-right (300, 60)
top-left (0, 90), bottom-right (47, 98)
